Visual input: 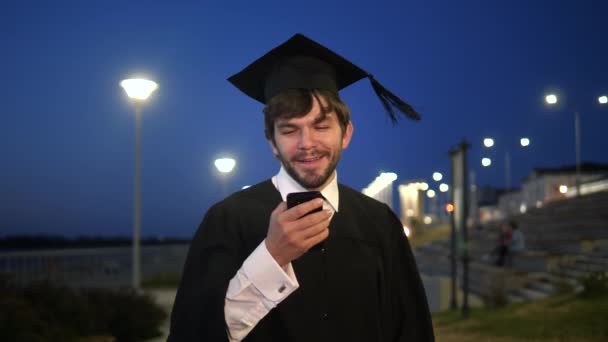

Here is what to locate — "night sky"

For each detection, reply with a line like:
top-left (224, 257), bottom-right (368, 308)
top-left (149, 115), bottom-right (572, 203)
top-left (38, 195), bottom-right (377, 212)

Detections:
top-left (1, 0), bottom-right (607, 237)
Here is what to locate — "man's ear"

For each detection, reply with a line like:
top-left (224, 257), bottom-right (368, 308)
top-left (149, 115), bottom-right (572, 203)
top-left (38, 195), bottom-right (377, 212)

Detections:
top-left (342, 121), bottom-right (354, 149)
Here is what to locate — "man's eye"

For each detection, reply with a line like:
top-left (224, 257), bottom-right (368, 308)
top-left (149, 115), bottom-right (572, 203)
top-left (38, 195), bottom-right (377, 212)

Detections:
top-left (280, 129), bottom-right (295, 135)
top-left (316, 126), bottom-right (330, 130)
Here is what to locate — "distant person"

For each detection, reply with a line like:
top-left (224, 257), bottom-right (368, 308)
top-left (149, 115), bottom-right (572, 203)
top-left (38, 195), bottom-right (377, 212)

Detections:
top-left (495, 220), bottom-right (523, 266)
top-left (168, 34), bottom-right (434, 341)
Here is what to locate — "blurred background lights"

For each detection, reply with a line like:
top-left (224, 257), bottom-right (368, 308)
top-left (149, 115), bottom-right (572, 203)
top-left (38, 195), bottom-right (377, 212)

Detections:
top-left (432, 172), bottom-right (443, 181)
top-left (362, 172), bottom-right (398, 197)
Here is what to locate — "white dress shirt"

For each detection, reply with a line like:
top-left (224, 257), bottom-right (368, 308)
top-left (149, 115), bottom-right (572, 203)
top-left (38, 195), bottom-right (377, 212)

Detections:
top-left (224, 167), bottom-right (339, 341)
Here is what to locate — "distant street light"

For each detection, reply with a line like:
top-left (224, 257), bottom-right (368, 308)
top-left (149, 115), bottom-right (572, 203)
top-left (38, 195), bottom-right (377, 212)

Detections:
top-left (483, 138), bottom-right (494, 148)
top-left (559, 185), bottom-right (568, 194)
top-left (432, 172), bottom-right (443, 181)
top-left (420, 182), bottom-right (429, 191)
top-left (545, 93), bottom-right (607, 196)
top-left (120, 77), bottom-right (158, 291)
top-left (482, 136), bottom-right (530, 190)
top-left (545, 94), bottom-right (558, 104)
top-left (439, 183), bottom-right (449, 192)
top-left (427, 189), bottom-right (436, 198)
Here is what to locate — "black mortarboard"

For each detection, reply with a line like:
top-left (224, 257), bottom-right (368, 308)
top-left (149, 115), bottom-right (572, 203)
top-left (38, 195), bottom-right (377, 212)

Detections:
top-left (228, 33), bottom-right (421, 122)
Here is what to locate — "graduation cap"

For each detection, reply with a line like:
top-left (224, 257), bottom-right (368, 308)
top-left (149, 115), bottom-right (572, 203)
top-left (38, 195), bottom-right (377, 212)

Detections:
top-left (228, 33), bottom-right (421, 123)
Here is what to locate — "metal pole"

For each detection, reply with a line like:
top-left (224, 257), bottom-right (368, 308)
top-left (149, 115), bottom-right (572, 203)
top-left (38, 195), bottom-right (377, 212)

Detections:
top-left (574, 111), bottom-right (581, 196)
top-left (133, 103), bottom-right (142, 290)
top-left (461, 142), bottom-right (470, 318)
top-left (505, 151), bottom-right (511, 191)
top-left (449, 207), bottom-right (457, 310)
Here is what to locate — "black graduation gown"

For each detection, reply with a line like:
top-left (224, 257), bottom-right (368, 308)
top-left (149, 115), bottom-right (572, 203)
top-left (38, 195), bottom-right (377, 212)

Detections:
top-left (168, 180), bottom-right (434, 342)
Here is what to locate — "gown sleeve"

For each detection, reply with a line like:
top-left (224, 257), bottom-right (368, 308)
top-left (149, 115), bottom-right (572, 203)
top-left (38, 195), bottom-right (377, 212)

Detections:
top-left (383, 204), bottom-right (435, 342)
top-left (168, 203), bottom-right (242, 341)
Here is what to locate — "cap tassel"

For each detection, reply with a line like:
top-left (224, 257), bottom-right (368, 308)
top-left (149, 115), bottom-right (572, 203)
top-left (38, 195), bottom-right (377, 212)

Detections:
top-left (368, 75), bottom-right (421, 123)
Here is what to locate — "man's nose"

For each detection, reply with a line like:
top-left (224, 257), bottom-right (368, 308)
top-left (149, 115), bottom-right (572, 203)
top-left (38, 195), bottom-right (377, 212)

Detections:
top-left (298, 128), bottom-right (316, 149)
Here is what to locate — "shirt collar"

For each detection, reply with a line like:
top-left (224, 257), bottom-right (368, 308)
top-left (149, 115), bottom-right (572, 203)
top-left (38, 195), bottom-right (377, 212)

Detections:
top-left (272, 166), bottom-right (340, 212)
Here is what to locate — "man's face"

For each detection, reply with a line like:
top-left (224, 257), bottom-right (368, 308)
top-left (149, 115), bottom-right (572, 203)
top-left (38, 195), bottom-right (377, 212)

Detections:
top-left (269, 94), bottom-right (353, 190)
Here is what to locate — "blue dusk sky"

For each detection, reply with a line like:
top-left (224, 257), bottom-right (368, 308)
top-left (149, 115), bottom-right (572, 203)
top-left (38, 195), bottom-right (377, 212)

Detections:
top-left (1, 0), bottom-right (607, 237)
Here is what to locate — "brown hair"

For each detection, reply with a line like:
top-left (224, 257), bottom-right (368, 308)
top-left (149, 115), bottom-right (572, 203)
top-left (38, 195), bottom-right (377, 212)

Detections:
top-left (263, 89), bottom-right (351, 143)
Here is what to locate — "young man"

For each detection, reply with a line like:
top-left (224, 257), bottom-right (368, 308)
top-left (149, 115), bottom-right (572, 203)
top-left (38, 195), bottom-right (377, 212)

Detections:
top-left (168, 34), bottom-right (434, 342)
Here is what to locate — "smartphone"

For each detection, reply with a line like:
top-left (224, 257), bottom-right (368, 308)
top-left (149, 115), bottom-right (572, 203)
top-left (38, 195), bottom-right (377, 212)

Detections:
top-left (286, 191), bottom-right (324, 216)
top-left (287, 191), bottom-right (325, 251)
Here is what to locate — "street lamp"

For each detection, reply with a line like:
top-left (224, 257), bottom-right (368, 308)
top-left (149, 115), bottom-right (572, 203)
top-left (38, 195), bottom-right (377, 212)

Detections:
top-left (481, 157), bottom-right (492, 167)
top-left (215, 157), bottom-right (237, 196)
top-left (520, 138), bottom-right (530, 147)
top-left (120, 78), bottom-right (158, 290)
top-left (545, 93), bottom-right (607, 195)
top-left (483, 138), bottom-right (494, 148)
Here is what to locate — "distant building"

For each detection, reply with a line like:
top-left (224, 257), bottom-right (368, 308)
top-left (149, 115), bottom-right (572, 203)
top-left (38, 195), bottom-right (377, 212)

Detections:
top-left (398, 181), bottom-right (427, 229)
top-left (498, 162), bottom-right (608, 218)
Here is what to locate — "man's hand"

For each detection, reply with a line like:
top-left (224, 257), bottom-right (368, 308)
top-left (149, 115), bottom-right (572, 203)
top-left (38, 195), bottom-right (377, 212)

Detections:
top-left (265, 198), bottom-right (332, 266)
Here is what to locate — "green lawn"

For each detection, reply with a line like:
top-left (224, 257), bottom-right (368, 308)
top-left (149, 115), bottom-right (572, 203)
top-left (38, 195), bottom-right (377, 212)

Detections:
top-left (433, 292), bottom-right (608, 341)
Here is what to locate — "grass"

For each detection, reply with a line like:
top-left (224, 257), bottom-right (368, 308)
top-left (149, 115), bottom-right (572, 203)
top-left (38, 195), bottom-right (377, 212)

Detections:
top-left (433, 292), bottom-right (608, 341)
top-left (142, 273), bottom-right (182, 289)
top-left (409, 223), bottom-right (450, 247)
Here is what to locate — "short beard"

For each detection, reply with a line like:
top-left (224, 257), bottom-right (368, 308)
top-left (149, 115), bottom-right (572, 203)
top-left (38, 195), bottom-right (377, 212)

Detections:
top-left (276, 150), bottom-right (341, 190)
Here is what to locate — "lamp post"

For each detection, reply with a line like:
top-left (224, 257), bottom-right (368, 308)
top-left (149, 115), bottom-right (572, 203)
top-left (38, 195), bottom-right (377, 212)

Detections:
top-left (545, 93), bottom-right (607, 196)
top-left (120, 78), bottom-right (158, 290)
top-left (214, 157), bottom-right (236, 196)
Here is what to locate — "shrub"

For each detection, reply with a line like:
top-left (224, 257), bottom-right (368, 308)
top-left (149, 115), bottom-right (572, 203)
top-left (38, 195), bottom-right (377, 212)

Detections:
top-left (0, 274), bottom-right (166, 342)
top-left (580, 271), bottom-right (608, 298)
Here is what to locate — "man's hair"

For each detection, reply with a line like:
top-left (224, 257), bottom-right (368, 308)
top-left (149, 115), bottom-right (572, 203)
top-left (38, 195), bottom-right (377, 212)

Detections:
top-left (263, 89), bottom-right (351, 143)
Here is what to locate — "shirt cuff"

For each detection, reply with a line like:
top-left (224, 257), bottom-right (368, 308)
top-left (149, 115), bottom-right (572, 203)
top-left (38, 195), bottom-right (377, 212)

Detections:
top-left (242, 240), bottom-right (299, 302)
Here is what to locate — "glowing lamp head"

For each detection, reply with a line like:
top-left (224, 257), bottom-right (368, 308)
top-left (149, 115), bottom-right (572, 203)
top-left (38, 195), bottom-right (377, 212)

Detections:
top-left (545, 94), bottom-right (558, 105)
top-left (483, 138), bottom-right (494, 148)
top-left (599, 95), bottom-right (608, 104)
top-left (481, 158), bottom-right (492, 167)
top-left (214, 158), bottom-right (236, 173)
top-left (121, 78), bottom-right (158, 100)
top-left (446, 203), bottom-right (454, 213)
